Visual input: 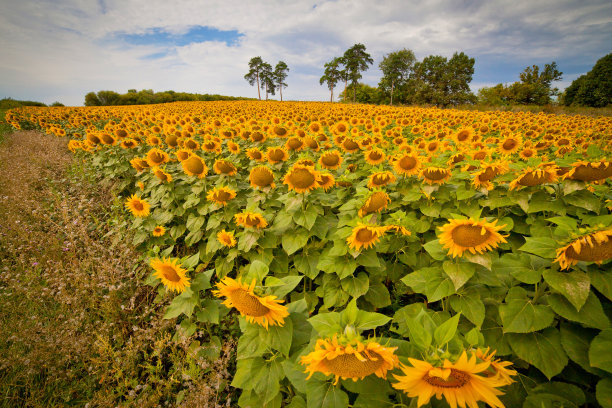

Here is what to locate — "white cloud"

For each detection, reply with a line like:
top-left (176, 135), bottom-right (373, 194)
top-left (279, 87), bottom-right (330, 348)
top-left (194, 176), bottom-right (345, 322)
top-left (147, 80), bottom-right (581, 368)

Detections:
top-left (0, 0), bottom-right (610, 105)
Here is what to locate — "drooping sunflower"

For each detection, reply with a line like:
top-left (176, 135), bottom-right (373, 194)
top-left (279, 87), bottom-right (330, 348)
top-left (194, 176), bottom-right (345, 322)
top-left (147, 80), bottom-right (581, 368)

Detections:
top-left (234, 211), bottom-right (268, 229)
top-left (347, 223), bottom-right (388, 251)
top-left (152, 225), bottom-right (166, 237)
top-left (249, 166), bottom-right (276, 189)
top-left (367, 171), bottom-right (396, 189)
top-left (384, 224), bottom-right (412, 236)
top-left (146, 148), bottom-right (169, 167)
top-left (519, 147), bottom-right (536, 160)
top-left (217, 229), bottom-right (237, 248)
top-left (475, 348), bottom-right (517, 386)
top-left (266, 146), bottom-right (289, 164)
top-left (497, 135), bottom-right (522, 155)
top-left (175, 148), bottom-right (192, 162)
top-left (318, 172), bottom-right (335, 191)
top-left (213, 277), bottom-right (288, 329)
top-left (364, 148), bottom-right (386, 165)
top-left (438, 218), bottom-right (507, 258)
top-left (125, 194), bottom-right (150, 217)
top-left (285, 136), bottom-right (304, 152)
top-left (393, 153), bottom-right (422, 176)
top-left (152, 166), bottom-right (172, 183)
top-left (341, 137), bottom-right (361, 153)
top-left (319, 150), bottom-right (343, 170)
top-left (554, 229), bottom-right (612, 270)
top-left (227, 140), bottom-right (241, 154)
top-left (206, 186), bottom-right (237, 206)
top-left (471, 163), bottom-right (507, 190)
top-left (421, 167), bottom-right (452, 185)
top-left (565, 160), bottom-right (612, 182)
top-left (283, 164), bottom-right (321, 194)
top-left (130, 158), bottom-right (147, 172)
top-left (509, 166), bottom-right (558, 190)
top-left (213, 159), bottom-right (237, 176)
top-left (392, 351), bottom-right (510, 408)
top-left (300, 335), bottom-right (399, 385)
top-left (182, 155), bottom-right (209, 178)
top-left (246, 147), bottom-right (266, 162)
top-left (150, 257), bottom-right (190, 293)
top-left (454, 128), bottom-right (474, 144)
top-left (359, 191), bottom-right (390, 217)
top-left (120, 138), bottom-right (138, 149)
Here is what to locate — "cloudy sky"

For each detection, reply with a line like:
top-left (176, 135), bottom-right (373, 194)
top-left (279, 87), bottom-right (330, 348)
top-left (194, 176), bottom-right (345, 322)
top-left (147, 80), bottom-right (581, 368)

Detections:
top-left (1, 0), bottom-right (610, 106)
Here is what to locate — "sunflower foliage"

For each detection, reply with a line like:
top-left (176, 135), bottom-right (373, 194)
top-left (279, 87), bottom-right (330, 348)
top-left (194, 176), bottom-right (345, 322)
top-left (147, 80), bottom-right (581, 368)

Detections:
top-left (7, 101), bottom-right (612, 408)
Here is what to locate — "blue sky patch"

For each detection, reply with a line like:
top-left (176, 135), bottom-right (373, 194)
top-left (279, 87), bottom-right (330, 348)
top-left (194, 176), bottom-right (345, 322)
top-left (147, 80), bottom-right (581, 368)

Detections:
top-left (116, 26), bottom-right (243, 47)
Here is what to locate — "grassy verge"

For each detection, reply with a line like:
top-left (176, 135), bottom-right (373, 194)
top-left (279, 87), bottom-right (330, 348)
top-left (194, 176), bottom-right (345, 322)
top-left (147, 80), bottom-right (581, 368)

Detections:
top-left (0, 131), bottom-right (236, 407)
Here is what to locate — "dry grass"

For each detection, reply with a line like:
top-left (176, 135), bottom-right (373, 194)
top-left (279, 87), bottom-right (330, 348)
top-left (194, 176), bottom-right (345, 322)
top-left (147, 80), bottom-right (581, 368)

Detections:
top-left (0, 131), bottom-right (235, 407)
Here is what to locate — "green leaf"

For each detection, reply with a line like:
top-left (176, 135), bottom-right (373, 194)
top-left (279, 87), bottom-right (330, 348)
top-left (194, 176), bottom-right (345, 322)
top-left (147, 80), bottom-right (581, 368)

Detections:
top-left (597, 378), bottom-right (612, 408)
top-left (404, 315), bottom-right (432, 350)
top-left (163, 289), bottom-right (198, 319)
top-left (508, 328), bottom-right (568, 379)
top-left (190, 269), bottom-right (213, 292)
top-left (341, 272), bottom-right (369, 298)
top-left (493, 253), bottom-right (543, 284)
top-left (294, 251), bottom-right (320, 279)
top-left (356, 249), bottom-right (380, 268)
top-left (434, 313), bottom-right (461, 346)
top-left (523, 382), bottom-right (586, 408)
top-left (182, 253), bottom-right (200, 270)
top-left (423, 239), bottom-right (447, 261)
top-left (499, 298), bottom-right (555, 333)
top-left (308, 312), bottom-right (342, 337)
top-left (548, 292), bottom-right (610, 330)
top-left (306, 381), bottom-right (349, 408)
top-left (564, 190), bottom-right (601, 212)
top-left (519, 236), bottom-right (558, 259)
top-left (442, 261), bottom-right (475, 290)
top-left (589, 328), bottom-right (612, 374)
top-left (401, 266), bottom-right (456, 302)
top-left (231, 357), bottom-right (266, 389)
top-left (293, 206), bottom-right (319, 230)
top-left (287, 396), bottom-right (306, 408)
top-left (560, 323), bottom-right (603, 374)
top-left (364, 281), bottom-right (391, 308)
top-left (542, 269), bottom-right (590, 311)
top-left (353, 393), bottom-right (394, 408)
top-left (282, 360), bottom-right (309, 394)
top-left (282, 229), bottom-right (309, 255)
top-left (270, 275), bottom-right (303, 299)
top-left (588, 270), bottom-right (612, 301)
top-left (254, 360), bottom-right (283, 404)
top-left (263, 317), bottom-right (293, 356)
top-left (245, 259), bottom-right (269, 283)
top-left (450, 293), bottom-right (485, 327)
top-left (341, 299), bottom-right (359, 326)
top-left (196, 299), bottom-right (219, 324)
top-left (354, 309), bottom-right (391, 331)
top-left (335, 258), bottom-right (357, 280)
top-left (186, 214), bottom-right (205, 232)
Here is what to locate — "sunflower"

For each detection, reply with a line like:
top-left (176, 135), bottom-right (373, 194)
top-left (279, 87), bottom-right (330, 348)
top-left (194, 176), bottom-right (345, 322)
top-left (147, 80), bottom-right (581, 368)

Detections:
top-left (130, 158), bottom-right (146, 172)
top-left (146, 148), bottom-right (169, 167)
top-left (392, 351), bottom-right (510, 408)
top-left (213, 277), bottom-right (288, 329)
top-left (471, 163), bottom-right (507, 190)
top-left (318, 172), bottom-right (335, 191)
top-left (249, 166), bottom-right (276, 189)
top-left (213, 159), bottom-right (237, 176)
top-left (152, 166), bottom-right (172, 183)
top-left (184, 138), bottom-right (200, 150)
top-left (285, 136), bottom-right (304, 152)
top-left (182, 155), bottom-right (208, 178)
top-left (120, 138), bottom-right (138, 149)
top-left (246, 147), bottom-right (266, 162)
top-left (359, 191), bottom-right (390, 217)
top-left (203, 139), bottom-right (221, 152)
top-left (347, 223), bottom-right (388, 251)
top-left (227, 140), bottom-right (241, 154)
top-left (509, 167), bottom-right (558, 190)
top-left (475, 348), bottom-right (517, 386)
top-left (150, 257), bottom-right (190, 293)
top-left (266, 146), bottom-right (289, 164)
top-left (319, 150), bottom-right (343, 170)
top-left (454, 128), bottom-right (473, 144)
top-left (152, 225), bottom-right (166, 237)
top-left (217, 229), bottom-right (237, 247)
top-left (364, 148), bottom-right (386, 165)
top-left (206, 186), bottom-right (237, 206)
top-left (99, 133), bottom-right (116, 145)
top-left (497, 135), bottom-right (522, 155)
top-left (565, 160), bottom-right (612, 182)
top-left (125, 194), bottom-right (150, 217)
top-left (421, 167), bottom-right (452, 185)
top-left (554, 229), bottom-right (612, 270)
top-left (283, 164), bottom-right (321, 194)
top-left (519, 147), bottom-right (536, 160)
top-left (448, 152), bottom-right (466, 166)
top-left (367, 171), bottom-right (396, 189)
top-left (234, 211), bottom-right (268, 229)
top-left (300, 335), bottom-right (399, 385)
top-left (175, 148), bottom-right (192, 162)
top-left (333, 121), bottom-right (350, 134)
top-left (384, 224), bottom-right (412, 236)
top-left (394, 153), bottom-right (421, 176)
top-left (438, 218), bottom-right (507, 258)
top-left (341, 137), bottom-right (360, 153)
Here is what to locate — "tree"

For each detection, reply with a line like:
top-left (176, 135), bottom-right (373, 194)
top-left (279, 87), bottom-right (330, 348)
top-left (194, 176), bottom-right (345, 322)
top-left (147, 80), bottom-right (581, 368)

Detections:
top-left (273, 61), bottom-right (289, 101)
top-left (563, 53), bottom-right (612, 107)
top-left (244, 57), bottom-right (265, 100)
top-left (515, 62), bottom-right (562, 104)
top-left (260, 62), bottom-right (275, 100)
top-left (319, 57), bottom-right (344, 102)
top-left (96, 90), bottom-right (121, 105)
top-left (342, 44), bottom-right (373, 103)
top-left (84, 92), bottom-right (102, 106)
top-left (339, 83), bottom-right (382, 104)
top-left (378, 49), bottom-right (416, 105)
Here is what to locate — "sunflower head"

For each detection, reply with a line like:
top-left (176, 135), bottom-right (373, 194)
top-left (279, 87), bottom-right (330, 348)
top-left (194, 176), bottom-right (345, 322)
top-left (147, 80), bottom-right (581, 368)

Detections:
top-left (249, 166), bottom-right (276, 190)
top-left (234, 211), bottom-right (268, 229)
top-left (509, 167), bottom-right (558, 190)
top-left (175, 148), bottom-right (192, 162)
top-left (213, 277), bottom-right (288, 329)
top-left (554, 228), bottom-right (612, 270)
top-left (125, 194), bottom-right (150, 217)
top-left (206, 186), bottom-right (237, 206)
top-left (367, 171), bottom-right (396, 189)
top-left (438, 218), bottom-right (507, 258)
top-left (217, 229), bottom-right (237, 247)
top-left (267, 146), bottom-right (289, 164)
top-left (347, 223), bottom-right (388, 251)
top-left (364, 148), bottom-right (386, 165)
top-left (246, 147), bottom-right (265, 162)
top-left (318, 172), bottom-right (335, 191)
top-left (182, 155), bottom-right (209, 178)
top-left (152, 166), bottom-right (172, 183)
top-left (421, 167), bottom-right (452, 185)
top-left (359, 191), bottom-right (390, 217)
top-left (146, 148), bottom-right (169, 167)
top-left (283, 164), bottom-right (321, 194)
top-left (150, 257), bottom-right (190, 293)
top-left (394, 153), bottom-right (421, 176)
top-left (213, 159), bottom-right (237, 176)
top-left (565, 160), bottom-right (612, 182)
top-left (152, 225), bottom-right (166, 237)
top-left (285, 136), bottom-right (304, 151)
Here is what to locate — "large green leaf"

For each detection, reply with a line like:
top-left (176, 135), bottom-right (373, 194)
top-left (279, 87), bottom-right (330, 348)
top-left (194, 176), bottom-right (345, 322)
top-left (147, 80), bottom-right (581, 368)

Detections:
top-left (493, 253), bottom-right (543, 284)
top-left (519, 236), bottom-right (558, 259)
top-left (423, 239), bottom-right (448, 261)
top-left (548, 292), bottom-right (610, 330)
top-left (523, 382), bottom-right (585, 408)
top-left (589, 328), bottom-right (612, 374)
top-left (442, 261), bottom-right (475, 290)
top-left (306, 381), bottom-right (349, 408)
top-left (499, 298), bottom-right (555, 333)
top-left (434, 313), bottom-right (461, 346)
top-left (282, 229), bottom-right (310, 255)
top-left (308, 312), bottom-right (342, 337)
top-left (341, 272), bottom-right (369, 298)
top-left (542, 269), bottom-right (590, 311)
top-left (508, 328), bottom-right (568, 379)
top-left (589, 269), bottom-right (612, 301)
top-left (401, 266), bottom-right (456, 302)
top-left (294, 251), bottom-right (320, 279)
top-left (559, 323), bottom-right (603, 375)
top-left (263, 317), bottom-right (293, 356)
top-left (597, 378), bottom-right (612, 408)
top-left (163, 288), bottom-right (198, 319)
top-left (450, 293), bottom-right (485, 327)
top-left (364, 281), bottom-right (391, 308)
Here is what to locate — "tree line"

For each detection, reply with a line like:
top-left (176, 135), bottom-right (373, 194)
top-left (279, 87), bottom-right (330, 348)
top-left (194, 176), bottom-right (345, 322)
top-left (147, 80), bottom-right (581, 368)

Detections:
top-left (84, 89), bottom-right (252, 106)
top-left (244, 59), bottom-right (289, 101)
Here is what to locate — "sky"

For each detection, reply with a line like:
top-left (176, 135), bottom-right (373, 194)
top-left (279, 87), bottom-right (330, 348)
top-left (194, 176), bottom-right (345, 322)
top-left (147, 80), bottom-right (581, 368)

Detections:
top-left (0, 0), bottom-right (610, 106)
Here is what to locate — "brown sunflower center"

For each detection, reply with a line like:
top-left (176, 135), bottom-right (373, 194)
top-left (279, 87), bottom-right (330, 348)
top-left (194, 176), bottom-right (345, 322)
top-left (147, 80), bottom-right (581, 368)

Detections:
top-left (372, 174), bottom-right (390, 185)
top-left (185, 140), bottom-right (198, 149)
top-left (343, 139), bottom-right (359, 151)
top-left (368, 151), bottom-right (383, 161)
top-left (362, 193), bottom-right (388, 214)
top-left (184, 157), bottom-right (205, 175)
top-left (115, 129), bottom-right (127, 138)
top-left (451, 225), bottom-right (491, 247)
top-left (323, 351), bottom-right (383, 378)
top-left (522, 149), bottom-right (534, 157)
top-left (287, 138), bottom-right (303, 150)
top-left (322, 154), bottom-right (340, 166)
top-left (424, 169), bottom-right (448, 181)
top-left (177, 151), bottom-right (190, 161)
top-left (456, 130), bottom-right (470, 141)
top-left (245, 215), bottom-right (262, 227)
top-left (424, 369), bottom-right (470, 388)
top-left (229, 289), bottom-right (270, 317)
top-left (518, 172), bottom-right (547, 186)
top-left (269, 149), bottom-right (285, 161)
top-left (288, 168), bottom-right (316, 189)
top-left (274, 126), bottom-right (287, 136)
top-left (159, 265), bottom-right (181, 283)
top-left (399, 156), bottom-right (417, 170)
top-left (570, 163), bottom-right (612, 182)
top-left (356, 228), bottom-right (375, 242)
top-left (213, 190), bottom-right (232, 202)
top-left (566, 239), bottom-right (612, 262)
top-left (155, 171), bottom-right (169, 182)
top-left (101, 134), bottom-right (115, 144)
top-left (251, 132), bottom-right (264, 142)
top-left (502, 139), bottom-right (517, 150)
top-left (149, 152), bottom-right (165, 164)
top-left (132, 201), bottom-right (144, 211)
top-left (479, 167), bottom-right (499, 181)
top-left (216, 160), bottom-right (235, 174)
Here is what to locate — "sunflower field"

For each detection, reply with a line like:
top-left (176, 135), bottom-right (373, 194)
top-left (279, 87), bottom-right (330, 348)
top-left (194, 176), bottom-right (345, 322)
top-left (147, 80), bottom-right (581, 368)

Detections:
top-left (6, 101), bottom-right (612, 408)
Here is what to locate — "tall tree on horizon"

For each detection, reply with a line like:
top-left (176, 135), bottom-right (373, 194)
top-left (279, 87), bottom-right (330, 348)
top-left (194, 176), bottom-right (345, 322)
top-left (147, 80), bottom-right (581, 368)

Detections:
top-left (273, 61), bottom-right (289, 101)
top-left (244, 57), bottom-right (265, 100)
top-left (343, 43), bottom-right (373, 103)
top-left (260, 62), bottom-right (275, 100)
top-left (319, 57), bottom-right (344, 102)
top-left (379, 49), bottom-right (416, 105)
